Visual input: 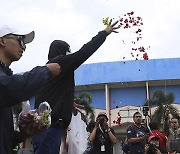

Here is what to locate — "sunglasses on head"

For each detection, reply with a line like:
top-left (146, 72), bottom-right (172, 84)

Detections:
top-left (3, 34), bottom-right (26, 51)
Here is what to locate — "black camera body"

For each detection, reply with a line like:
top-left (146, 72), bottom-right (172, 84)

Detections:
top-left (148, 143), bottom-right (157, 152)
top-left (98, 116), bottom-right (106, 125)
top-left (143, 106), bottom-right (149, 116)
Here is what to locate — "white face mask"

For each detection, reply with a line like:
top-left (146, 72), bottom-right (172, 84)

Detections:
top-left (66, 46), bottom-right (71, 55)
top-left (66, 51), bottom-right (71, 55)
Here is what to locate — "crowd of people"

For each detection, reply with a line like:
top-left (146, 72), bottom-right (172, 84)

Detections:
top-left (122, 109), bottom-right (180, 154)
top-left (0, 20), bottom-right (180, 154)
top-left (0, 19), bottom-right (119, 154)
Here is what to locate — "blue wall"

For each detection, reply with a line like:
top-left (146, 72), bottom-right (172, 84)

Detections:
top-left (110, 87), bottom-right (146, 109)
top-left (74, 85), bottom-right (180, 110)
top-left (74, 58), bottom-right (180, 109)
top-left (75, 58), bottom-right (180, 86)
top-left (149, 85), bottom-right (180, 103)
top-left (75, 89), bottom-right (106, 109)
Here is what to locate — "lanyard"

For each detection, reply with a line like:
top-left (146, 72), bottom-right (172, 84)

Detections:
top-left (99, 125), bottom-right (105, 134)
top-left (99, 125), bottom-right (106, 145)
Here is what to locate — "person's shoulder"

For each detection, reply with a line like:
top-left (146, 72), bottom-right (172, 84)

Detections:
top-left (140, 125), bottom-right (146, 129)
top-left (157, 130), bottom-right (166, 136)
top-left (169, 128), bottom-right (174, 134)
top-left (127, 124), bottom-right (136, 132)
top-left (0, 71), bottom-right (7, 76)
top-left (48, 55), bottom-right (65, 63)
top-left (178, 128), bottom-right (180, 133)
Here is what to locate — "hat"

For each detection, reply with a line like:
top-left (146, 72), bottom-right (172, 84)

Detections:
top-left (97, 112), bottom-right (108, 120)
top-left (0, 25), bottom-right (35, 44)
top-left (148, 133), bottom-right (159, 142)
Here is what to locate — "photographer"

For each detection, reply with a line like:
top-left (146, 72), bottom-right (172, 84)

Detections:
top-left (149, 121), bottom-right (167, 152)
top-left (164, 109), bottom-right (180, 153)
top-left (126, 112), bottom-right (149, 154)
top-left (145, 134), bottom-right (167, 154)
top-left (89, 112), bottom-right (116, 154)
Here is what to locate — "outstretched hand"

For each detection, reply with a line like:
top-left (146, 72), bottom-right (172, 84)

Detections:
top-left (104, 19), bottom-right (120, 34)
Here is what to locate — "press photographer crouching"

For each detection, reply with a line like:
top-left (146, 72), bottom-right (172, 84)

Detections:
top-left (89, 112), bottom-right (116, 154)
top-left (145, 133), bottom-right (167, 154)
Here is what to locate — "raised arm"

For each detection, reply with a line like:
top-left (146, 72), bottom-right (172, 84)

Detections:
top-left (49, 19), bottom-right (120, 72)
top-left (0, 63), bottom-right (60, 108)
top-left (89, 120), bottom-right (99, 142)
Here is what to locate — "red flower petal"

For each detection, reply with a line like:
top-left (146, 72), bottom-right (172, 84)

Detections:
top-left (112, 100), bottom-right (115, 103)
top-left (124, 19), bottom-right (128, 23)
top-left (132, 48), bottom-right (137, 51)
top-left (143, 52), bottom-right (149, 60)
top-left (119, 18), bottom-right (123, 22)
top-left (137, 17), bottom-right (141, 20)
top-left (138, 46), bottom-right (145, 52)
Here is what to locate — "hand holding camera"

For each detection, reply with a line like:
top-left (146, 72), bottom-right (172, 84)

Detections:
top-left (145, 144), bottom-right (161, 154)
top-left (95, 119), bottom-right (100, 128)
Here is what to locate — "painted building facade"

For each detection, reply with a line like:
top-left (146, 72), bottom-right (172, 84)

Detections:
top-left (74, 58), bottom-right (180, 152)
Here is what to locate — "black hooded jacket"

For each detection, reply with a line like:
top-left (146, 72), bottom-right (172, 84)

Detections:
top-left (35, 30), bottom-right (109, 130)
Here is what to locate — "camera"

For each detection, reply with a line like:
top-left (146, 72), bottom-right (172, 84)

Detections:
top-left (98, 116), bottom-right (106, 125)
top-left (143, 106), bottom-right (149, 116)
top-left (148, 143), bottom-right (157, 152)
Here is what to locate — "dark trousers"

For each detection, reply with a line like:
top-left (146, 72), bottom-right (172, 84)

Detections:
top-left (32, 126), bottom-right (62, 154)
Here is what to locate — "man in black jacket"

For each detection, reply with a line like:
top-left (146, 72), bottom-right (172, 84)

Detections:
top-left (0, 25), bottom-right (61, 154)
top-left (34, 19), bottom-right (120, 154)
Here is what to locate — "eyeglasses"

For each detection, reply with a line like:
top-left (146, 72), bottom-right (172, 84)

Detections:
top-left (3, 35), bottom-right (26, 51)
